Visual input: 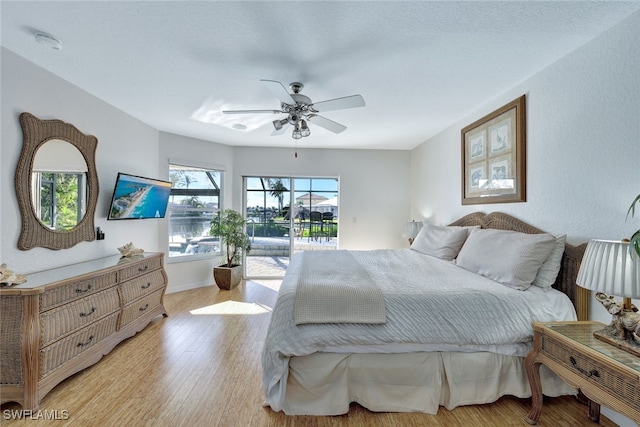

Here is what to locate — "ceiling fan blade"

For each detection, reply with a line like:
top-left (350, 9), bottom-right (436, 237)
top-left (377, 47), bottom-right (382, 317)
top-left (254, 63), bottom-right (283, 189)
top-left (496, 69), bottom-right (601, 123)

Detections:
top-left (260, 79), bottom-right (296, 105)
top-left (307, 115), bottom-right (347, 134)
top-left (311, 94), bottom-right (365, 112)
top-left (222, 109), bottom-right (281, 114)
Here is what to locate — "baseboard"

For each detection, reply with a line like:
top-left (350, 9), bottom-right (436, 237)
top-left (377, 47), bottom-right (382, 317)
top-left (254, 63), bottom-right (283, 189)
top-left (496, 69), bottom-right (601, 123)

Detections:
top-left (165, 280), bottom-right (213, 294)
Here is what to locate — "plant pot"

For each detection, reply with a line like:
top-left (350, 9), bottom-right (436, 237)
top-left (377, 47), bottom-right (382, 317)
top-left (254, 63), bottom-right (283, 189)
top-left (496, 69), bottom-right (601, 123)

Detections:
top-left (213, 264), bottom-right (243, 290)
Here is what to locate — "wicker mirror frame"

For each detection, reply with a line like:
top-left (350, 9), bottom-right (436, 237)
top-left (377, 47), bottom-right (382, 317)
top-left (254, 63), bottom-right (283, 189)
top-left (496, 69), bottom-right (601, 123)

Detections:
top-left (15, 112), bottom-right (99, 250)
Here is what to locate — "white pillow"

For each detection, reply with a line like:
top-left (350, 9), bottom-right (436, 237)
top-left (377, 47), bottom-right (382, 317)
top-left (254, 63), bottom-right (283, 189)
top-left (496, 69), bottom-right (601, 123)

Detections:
top-left (531, 234), bottom-right (566, 290)
top-left (455, 228), bottom-right (556, 290)
top-left (410, 224), bottom-right (471, 261)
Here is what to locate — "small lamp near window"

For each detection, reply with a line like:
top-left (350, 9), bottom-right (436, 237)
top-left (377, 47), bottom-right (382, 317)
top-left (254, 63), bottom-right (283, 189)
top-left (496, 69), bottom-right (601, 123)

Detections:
top-left (576, 239), bottom-right (640, 356)
top-left (402, 220), bottom-right (423, 245)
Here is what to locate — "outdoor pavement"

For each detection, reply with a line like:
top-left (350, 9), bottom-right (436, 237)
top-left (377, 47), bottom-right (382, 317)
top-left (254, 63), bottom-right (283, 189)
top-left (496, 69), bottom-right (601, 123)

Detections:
top-left (245, 236), bottom-right (336, 277)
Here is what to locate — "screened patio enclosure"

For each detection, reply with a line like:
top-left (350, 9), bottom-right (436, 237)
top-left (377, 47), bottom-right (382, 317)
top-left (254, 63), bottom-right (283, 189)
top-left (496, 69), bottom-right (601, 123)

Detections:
top-left (244, 176), bottom-right (339, 278)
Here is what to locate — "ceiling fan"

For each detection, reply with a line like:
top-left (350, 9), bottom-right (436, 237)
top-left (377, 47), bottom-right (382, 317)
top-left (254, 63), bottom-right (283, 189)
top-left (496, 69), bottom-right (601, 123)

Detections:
top-left (223, 80), bottom-right (365, 139)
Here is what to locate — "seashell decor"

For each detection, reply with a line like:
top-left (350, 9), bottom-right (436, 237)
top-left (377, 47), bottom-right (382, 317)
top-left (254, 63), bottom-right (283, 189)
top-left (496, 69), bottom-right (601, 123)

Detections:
top-left (0, 263), bottom-right (27, 287)
top-left (118, 242), bottom-right (144, 258)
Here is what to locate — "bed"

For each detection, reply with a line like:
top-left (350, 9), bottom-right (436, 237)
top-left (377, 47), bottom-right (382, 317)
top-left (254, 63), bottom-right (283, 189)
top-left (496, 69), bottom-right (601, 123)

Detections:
top-left (262, 212), bottom-right (589, 415)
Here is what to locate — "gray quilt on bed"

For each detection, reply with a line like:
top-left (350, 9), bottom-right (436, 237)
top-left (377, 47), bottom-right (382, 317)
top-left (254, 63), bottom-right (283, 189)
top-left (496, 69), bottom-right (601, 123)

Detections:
top-left (294, 250), bottom-right (385, 325)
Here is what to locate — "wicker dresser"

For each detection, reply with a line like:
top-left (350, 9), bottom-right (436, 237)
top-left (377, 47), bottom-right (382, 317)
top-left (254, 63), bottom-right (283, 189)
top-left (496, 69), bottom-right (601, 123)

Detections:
top-left (0, 252), bottom-right (168, 410)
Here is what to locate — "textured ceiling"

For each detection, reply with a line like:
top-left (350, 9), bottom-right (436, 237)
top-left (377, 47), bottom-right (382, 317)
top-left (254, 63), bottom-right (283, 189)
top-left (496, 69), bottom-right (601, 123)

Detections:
top-left (2, 1), bottom-right (640, 150)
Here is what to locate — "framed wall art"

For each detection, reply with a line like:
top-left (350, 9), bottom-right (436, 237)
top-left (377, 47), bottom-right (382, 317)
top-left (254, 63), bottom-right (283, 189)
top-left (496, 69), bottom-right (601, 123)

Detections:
top-left (461, 95), bottom-right (526, 205)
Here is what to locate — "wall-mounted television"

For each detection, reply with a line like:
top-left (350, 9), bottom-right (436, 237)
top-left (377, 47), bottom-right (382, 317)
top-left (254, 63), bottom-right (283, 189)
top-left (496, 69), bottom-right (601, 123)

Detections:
top-left (107, 172), bottom-right (172, 220)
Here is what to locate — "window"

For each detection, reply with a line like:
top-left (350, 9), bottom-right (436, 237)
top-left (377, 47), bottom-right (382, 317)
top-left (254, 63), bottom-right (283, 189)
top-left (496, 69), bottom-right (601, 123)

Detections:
top-left (243, 176), bottom-right (339, 278)
top-left (168, 164), bottom-right (223, 258)
top-left (32, 172), bottom-right (86, 231)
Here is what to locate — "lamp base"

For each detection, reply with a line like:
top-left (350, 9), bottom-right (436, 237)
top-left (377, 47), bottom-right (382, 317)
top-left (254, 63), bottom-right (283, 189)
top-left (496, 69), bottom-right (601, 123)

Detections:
top-left (593, 293), bottom-right (640, 356)
top-left (593, 325), bottom-right (640, 357)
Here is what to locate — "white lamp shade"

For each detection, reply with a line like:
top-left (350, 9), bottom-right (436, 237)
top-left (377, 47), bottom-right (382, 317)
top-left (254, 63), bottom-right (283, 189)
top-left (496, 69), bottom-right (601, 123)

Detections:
top-left (576, 239), bottom-right (640, 298)
top-left (402, 221), bottom-right (423, 240)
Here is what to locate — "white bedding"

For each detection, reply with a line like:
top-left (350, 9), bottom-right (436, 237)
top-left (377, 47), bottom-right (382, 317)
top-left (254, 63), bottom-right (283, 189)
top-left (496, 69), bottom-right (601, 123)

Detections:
top-left (283, 351), bottom-right (574, 415)
top-left (262, 249), bottom-right (577, 413)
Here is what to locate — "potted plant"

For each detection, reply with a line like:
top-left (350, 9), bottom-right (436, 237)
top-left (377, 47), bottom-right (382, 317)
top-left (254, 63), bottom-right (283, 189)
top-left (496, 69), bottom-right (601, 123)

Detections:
top-left (209, 209), bottom-right (252, 290)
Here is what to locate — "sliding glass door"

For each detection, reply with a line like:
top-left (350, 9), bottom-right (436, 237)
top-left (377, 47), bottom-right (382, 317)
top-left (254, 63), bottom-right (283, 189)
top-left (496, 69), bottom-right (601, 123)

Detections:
top-left (243, 176), bottom-right (338, 279)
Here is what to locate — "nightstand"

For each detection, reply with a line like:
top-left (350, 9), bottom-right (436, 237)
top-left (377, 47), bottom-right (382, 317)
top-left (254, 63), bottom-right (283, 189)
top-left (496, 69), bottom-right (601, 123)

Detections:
top-left (525, 321), bottom-right (640, 424)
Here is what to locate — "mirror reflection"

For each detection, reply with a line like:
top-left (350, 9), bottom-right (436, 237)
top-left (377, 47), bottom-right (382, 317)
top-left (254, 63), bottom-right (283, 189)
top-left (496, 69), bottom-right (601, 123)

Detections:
top-left (31, 139), bottom-right (88, 231)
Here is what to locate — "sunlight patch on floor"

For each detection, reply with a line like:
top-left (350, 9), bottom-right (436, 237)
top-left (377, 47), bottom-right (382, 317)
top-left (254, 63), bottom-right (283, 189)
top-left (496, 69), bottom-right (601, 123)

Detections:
top-left (189, 300), bottom-right (272, 315)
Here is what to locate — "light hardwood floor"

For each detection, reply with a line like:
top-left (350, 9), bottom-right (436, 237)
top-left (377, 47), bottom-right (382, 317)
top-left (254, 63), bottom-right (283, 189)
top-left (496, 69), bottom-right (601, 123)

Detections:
top-left (1, 280), bottom-right (615, 426)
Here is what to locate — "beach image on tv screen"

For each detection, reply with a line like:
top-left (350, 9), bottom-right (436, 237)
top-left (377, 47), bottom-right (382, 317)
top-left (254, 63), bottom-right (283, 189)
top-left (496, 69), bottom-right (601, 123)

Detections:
top-left (109, 175), bottom-right (172, 219)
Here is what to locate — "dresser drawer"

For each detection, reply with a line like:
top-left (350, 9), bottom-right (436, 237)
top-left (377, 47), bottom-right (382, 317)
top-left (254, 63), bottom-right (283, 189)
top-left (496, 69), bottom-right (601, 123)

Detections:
top-left (541, 335), bottom-right (640, 409)
top-left (120, 269), bottom-right (166, 304)
top-left (40, 288), bottom-right (121, 346)
top-left (119, 289), bottom-right (164, 328)
top-left (40, 312), bottom-right (119, 378)
top-left (117, 256), bottom-right (162, 281)
top-left (39, 271), bottom-right (118, 311)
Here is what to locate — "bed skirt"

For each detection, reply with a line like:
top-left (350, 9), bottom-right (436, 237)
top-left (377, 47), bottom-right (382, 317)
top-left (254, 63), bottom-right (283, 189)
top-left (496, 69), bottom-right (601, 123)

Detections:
top-left (277, 351), bottom-right (575, 415)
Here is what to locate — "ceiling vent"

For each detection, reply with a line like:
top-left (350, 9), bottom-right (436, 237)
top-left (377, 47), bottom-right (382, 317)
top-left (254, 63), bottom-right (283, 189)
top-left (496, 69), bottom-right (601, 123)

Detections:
top-left (34, 32), bottom-right (62, 50)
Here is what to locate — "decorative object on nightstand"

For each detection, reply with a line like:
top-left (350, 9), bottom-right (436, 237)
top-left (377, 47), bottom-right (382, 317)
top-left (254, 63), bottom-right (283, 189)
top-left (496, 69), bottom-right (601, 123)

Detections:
top-left (576, 239), bottom-right (640, 356)
top-left (402, 220), bottom-right (423, 245)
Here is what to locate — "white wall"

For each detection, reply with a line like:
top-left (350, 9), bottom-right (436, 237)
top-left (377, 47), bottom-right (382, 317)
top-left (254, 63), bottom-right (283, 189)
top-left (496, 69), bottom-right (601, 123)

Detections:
top-left (410, 12), bottom-right (640, 426)
top-left (233, 146), bottom-right (411, 251)
top-left (1, 47), bottom-right (164, 274)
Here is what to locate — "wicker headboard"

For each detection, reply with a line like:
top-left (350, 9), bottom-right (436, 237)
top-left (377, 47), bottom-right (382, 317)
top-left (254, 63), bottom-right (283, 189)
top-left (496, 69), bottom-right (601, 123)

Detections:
top-left (449, 212), bottom-right (589, 321)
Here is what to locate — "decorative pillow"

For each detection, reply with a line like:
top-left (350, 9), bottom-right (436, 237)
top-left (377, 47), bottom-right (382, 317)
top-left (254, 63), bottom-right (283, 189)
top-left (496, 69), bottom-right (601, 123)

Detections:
top-left (455, 228), bottom-right (556, 290)
top-left (410, 224), bottom-right (472, 261)
top-left (531, 234), bottom-right (566, 291)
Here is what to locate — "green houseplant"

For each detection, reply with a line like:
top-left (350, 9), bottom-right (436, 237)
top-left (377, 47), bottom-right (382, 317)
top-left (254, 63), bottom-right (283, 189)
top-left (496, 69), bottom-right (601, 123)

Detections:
top-left (627, 194), bottom-right (640, 257)
top-left (209, 209), bottom-right (252, 290)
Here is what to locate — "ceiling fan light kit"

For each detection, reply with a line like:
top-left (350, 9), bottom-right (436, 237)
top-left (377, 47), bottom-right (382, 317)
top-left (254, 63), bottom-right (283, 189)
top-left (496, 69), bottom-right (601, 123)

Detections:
top-left (223, 80), bottom-right (365, 141)
top-left (300, 120), bottom-right (310, 137)
top-left (292, 122), bottom-right (302, 139)
top-left (272, 118), bottom-right (288, 131)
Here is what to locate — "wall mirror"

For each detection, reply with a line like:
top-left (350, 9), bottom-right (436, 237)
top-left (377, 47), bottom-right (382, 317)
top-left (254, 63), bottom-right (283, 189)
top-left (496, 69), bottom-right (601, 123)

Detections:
top-left (15, 112), bottom-right (99, 250)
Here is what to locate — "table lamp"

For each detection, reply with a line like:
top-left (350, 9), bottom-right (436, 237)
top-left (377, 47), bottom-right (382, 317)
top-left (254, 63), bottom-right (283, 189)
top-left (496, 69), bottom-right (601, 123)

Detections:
top-left (402, 220), bottom-right (423, 245)
top-left (576, 239), bottom-right (640, 356)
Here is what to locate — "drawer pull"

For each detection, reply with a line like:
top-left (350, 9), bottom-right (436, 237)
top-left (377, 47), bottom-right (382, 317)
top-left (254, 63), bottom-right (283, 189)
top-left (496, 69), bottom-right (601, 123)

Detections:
top-left (79, 307), bottom-right (97, 317)
top-left (141, 282), bottom-right (151, 290)
top-left (138, 265), bottom-right (149, 272)
top-left (569, 356), bottom-right (600, 378)
top-left (139, 303), bottom-right (149, 312)
top-left (75, 284), bottom-right (93, 293)
top-left (77, 335), bottom-right (94, 348)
